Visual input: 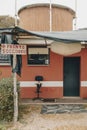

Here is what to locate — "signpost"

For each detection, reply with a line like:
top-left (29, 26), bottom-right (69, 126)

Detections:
top-left (1, 44), bottom-right (26, 122)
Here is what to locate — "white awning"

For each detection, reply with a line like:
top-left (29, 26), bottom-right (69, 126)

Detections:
top-left (51, 42), bottom-right (81, 56)
top-left (28, 48), bottom-right (48, 54)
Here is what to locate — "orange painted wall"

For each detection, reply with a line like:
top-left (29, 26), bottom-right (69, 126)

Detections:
top-left (80, 48), bottom-right (87, 98)
top-left (80, 49), bottom-right (87, 81)
top-left (80, 87), bottom-right (87, 98)
top-left (20, 48), bottom-right (87, 99)
top-left (1, 48), bottom-right (87, 98)
top-left (0, 66), bottom-right (12, 79)
top-left (20, 50), bottom-right (63, 98)
top-left (20, 87), bottom-right (63, 99)
top-left (20, 51), bottom-right (63, 81)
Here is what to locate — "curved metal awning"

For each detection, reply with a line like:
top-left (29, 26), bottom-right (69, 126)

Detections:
top-left (0, 26), bottom-right (87, 43)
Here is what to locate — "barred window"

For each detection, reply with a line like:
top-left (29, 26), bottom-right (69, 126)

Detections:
top-left (28, 47), bottom-right (50, 65)
top-left (0, 34), bottom-right (12, 65)
top-left (0, 47), bottom-right (10, 65)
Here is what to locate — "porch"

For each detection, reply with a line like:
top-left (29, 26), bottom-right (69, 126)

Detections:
top-left (20, 97), bottom-right (87, 105)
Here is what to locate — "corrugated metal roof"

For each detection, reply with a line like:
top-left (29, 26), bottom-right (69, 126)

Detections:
top-left (0, 26), bottom-right (87, 43)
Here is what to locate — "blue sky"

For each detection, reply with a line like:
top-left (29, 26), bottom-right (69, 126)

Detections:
top-left (0, 0), bottom-right (87, 29)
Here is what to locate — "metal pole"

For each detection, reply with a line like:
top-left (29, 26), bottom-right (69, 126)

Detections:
top-left (49, 0), bottom-right (52, 32)
top-left (13, 0), bottom-right (18, 123)
top-left (74, 0), bottom-right (77, 30)
top-left (15, 0), bottom-right (17, 26)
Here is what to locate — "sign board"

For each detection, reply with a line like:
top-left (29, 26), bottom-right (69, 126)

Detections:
top-left (1, 44), bottom-right (26, 55)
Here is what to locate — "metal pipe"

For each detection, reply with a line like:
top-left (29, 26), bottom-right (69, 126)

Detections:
top-left (74, 0), bottom-right (77, 30)
top-left (15, 0), bottom-right (17, 26)
top-left (49, 0), bottom-right (52, 32)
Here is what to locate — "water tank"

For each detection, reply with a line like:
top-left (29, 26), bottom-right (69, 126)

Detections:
top-left (18, 3), bottom-right (75, 31)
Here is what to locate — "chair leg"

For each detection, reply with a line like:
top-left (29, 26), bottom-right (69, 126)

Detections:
top-left (33, 83), bottom-right (42, 100)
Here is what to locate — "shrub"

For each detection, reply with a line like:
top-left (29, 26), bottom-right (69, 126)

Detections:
top-left (0, 124), bottom-right (6, 130)
top-left (0, 77), bottom-right (20, 122)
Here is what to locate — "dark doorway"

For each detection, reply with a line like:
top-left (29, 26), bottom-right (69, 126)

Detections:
top-left (63, 57), bottom-right (80, 96)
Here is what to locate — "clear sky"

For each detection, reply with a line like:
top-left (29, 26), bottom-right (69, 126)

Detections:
top-left (0, 0), bottom-right (87, 29)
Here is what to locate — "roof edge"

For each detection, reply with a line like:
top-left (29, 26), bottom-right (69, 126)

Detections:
top-left (18, 3), bottom-right (75, 16)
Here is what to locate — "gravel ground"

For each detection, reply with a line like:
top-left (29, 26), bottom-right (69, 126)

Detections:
top-left (7, 104), bottom-right (87, 130)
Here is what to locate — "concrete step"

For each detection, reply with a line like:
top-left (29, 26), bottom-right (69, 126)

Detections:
top-left (20, 97), bottom-right (87, 105)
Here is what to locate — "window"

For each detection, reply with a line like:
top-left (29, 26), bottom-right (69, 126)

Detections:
top-left (0, 47), bottom-right (10, 65)
top-left (28, 47), bottom-right (50, 65)
top-left (0, 34), bottom-right (12, 65)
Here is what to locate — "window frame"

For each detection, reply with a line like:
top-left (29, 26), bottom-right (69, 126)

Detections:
top-left (0, 48), bottom-right (11, 66)
top-left (27, 46), bottom-right (50, 66)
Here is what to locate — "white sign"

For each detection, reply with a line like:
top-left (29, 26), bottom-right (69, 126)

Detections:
top-left (1, 44), bottom-right (26, 55)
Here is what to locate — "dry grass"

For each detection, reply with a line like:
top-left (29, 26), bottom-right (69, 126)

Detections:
top-left (2, 104), bottom-right (87, 130)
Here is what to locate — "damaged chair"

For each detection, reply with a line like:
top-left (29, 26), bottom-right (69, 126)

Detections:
top-left (33, 75), bottom-right (43, 100)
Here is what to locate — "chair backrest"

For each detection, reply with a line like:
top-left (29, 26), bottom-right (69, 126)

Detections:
top-left (35, 76), bottom-right (43, 81)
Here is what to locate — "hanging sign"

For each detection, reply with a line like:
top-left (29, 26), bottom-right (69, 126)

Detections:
top-left (1, 44), bottom-right (26, 55)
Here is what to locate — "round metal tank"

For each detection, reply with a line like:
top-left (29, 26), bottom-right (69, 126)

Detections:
top-left (18, 3), bottom-right (75, 31)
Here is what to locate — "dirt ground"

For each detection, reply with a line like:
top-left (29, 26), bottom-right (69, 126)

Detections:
top-left (7, 104), bottom-right (87, 130)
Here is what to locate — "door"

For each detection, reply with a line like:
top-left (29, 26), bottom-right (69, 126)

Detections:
top-left (63, 57), bottom-right (80, 96)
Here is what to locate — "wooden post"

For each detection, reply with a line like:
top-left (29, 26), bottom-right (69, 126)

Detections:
top-left (13, 54), bottom-right (18, 122)
top-left (13, 0), bottom-right (18, 123)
